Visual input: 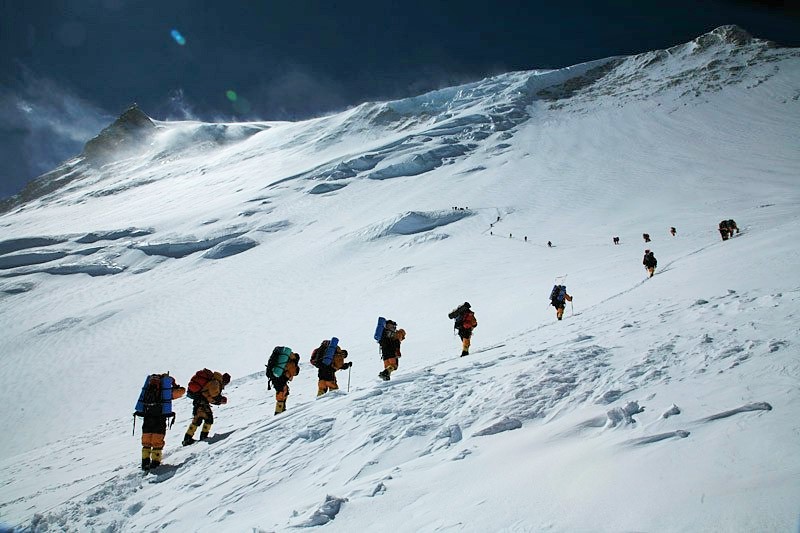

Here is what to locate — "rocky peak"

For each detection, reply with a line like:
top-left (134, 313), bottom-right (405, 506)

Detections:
top-left (81, 104), bottom-right (156, 165)
top-left (694, 25), bottom-right (756, 49)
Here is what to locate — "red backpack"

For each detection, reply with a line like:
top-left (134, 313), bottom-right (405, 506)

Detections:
top-left (187, 368), bottom-right (214, 399)
top-left (462, 310), bottom-right (477, 329)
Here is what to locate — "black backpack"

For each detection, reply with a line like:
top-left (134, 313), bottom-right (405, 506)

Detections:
top-left (550, 285), bottom-right (566, 306)
top-left (140, 375), bottom-right (163, 417)
top-left (448, 303), bottom-right (470, 328)
top-left (310, 340), bottom-right (330, 367)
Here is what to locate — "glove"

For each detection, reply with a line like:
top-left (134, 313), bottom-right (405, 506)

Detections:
top-left (219, 396), bottom-right (228, 405)
top-left (343, 362), bottom-right (352, 369)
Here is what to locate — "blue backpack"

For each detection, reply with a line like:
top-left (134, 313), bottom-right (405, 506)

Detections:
top-left (374, 317), bottom-right (387, 341)
top-left (133, 374), bottom-right (177, 432)
top-left (310, 337), bottom-right (339, 367)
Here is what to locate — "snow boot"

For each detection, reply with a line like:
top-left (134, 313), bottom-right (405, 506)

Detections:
top-left (149, 449), bottom-right (163, 470)
top-left (182, 435), bottom-right (196, 446)
top-left (461, 350), bottom-right (469, 357)
top-left (141, 457), bottom-right (151, 471)
top-left (199, 432), bottom-right (209, 441)
top-left (378, 370), bottom-right (390, 381)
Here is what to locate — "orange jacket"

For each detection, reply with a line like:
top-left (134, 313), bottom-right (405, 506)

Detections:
top-left (283, 355), bottom-right (300, 381)
top-left (199, 372), bottom-right (227, 404)
top-left (172, 383), bottom-right (187, 400)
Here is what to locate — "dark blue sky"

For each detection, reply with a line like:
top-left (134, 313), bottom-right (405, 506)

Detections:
top-left (1, 0), bottom-right (799, 198)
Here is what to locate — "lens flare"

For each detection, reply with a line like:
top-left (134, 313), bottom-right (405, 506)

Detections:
top-left (226, 90), bottom-right (238, 102)
top-left (170, 29), bottom-right (186, 46)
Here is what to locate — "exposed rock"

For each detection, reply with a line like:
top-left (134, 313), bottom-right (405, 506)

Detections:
top-left (81, 104), bottom-right (156, 165)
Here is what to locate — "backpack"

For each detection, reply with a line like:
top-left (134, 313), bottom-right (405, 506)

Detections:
top-left (374, 317), bottom-right (387, 341)
top-left (550, 285), bottom-right (567, 307)
top-left (266, 346), bottom-right (299, 389)
top-left (321, 338), bottom-right (339, 366)
top-left (448, 303), bottom-right (470, 328)
top-left (134, 374), bottom-right (176, 424)
top-left (187, 368), bottom-right (214, 400)
top-left (461, 310), bottom-right (477, 329)
top-left (382, 320), bottom-right (397, 339)
top-left (310, 340), bottom-right (330, 367)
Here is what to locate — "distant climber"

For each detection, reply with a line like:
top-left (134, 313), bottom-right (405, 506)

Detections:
top-left (549, 285), bottom-right (573, 321)
top-left (643, 249), bottom-right (657, 278)
top-left (670, 227), bottom-right (676, 237)
top-left (718, 219), bottom-right (739, 241)
top-left (183, 370), bottom-right (229, 445)
top-left (310, 340), bottom-right (351, 396)
top-left (643, 233), bottom-right (651, 243)
top-left (377, 319), bottom-right (405, 381)
top-left (547, 240), bottom-right (552, 247)
top-left (448, 302), bottom-right (478, 356)
top-left (613, 236), bottom-right (620, 245)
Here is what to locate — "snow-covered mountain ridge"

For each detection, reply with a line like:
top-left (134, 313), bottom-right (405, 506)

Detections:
top-left (0, 25), bottom-right (799, 532)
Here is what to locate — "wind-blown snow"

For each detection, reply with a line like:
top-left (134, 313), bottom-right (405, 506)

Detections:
top-left (0, 26), bottom-right (799, 532)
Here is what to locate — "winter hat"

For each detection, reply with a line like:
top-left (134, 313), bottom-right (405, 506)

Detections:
top-left (222, 372), bottom-right (231, 385)
top-left (463, 302), bottom-right (471, 308)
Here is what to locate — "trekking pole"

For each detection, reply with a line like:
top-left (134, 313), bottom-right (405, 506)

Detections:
top-left (347, 365), bottom-right (352, 392)
top-left (570, 300), bottom-right (574, 316)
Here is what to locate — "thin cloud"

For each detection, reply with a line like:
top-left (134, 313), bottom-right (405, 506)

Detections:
top-left (163, 89), bottom-right (199, 121)
top-left (249, 66), bottom-right (349, 121)
top-left (0, 67), bottom-right (111, 197)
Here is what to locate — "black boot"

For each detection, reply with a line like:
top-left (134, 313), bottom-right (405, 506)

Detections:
top-left (461, 350), bottom-right (469, 357)
top-left (141, 458), bottom-right (151, 471)
top-left (378, 370), bottom-right (390, 381)
top-left (199, 432), bottom-right (209, 441)
top-left (149, 460), bottom-right (160, 470)
top-left (182, 434), bottom-right (196, 446)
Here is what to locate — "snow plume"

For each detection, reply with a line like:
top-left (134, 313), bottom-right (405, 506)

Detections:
top-left (163, 89), bottom-right (198, 121)
top-left (0, 68), bottom-right (110, 196)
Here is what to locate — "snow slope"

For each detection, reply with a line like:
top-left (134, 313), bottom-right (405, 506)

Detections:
top-left (0, 26), bottom-right (799, 532)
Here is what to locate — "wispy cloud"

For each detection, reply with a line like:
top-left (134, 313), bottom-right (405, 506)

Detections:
top-left (249, 66), bottom-right (349, 121)
top-left (0, 67), bottom-right (112, 197)
top-left (163, 89), bottom-right (199, 121)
